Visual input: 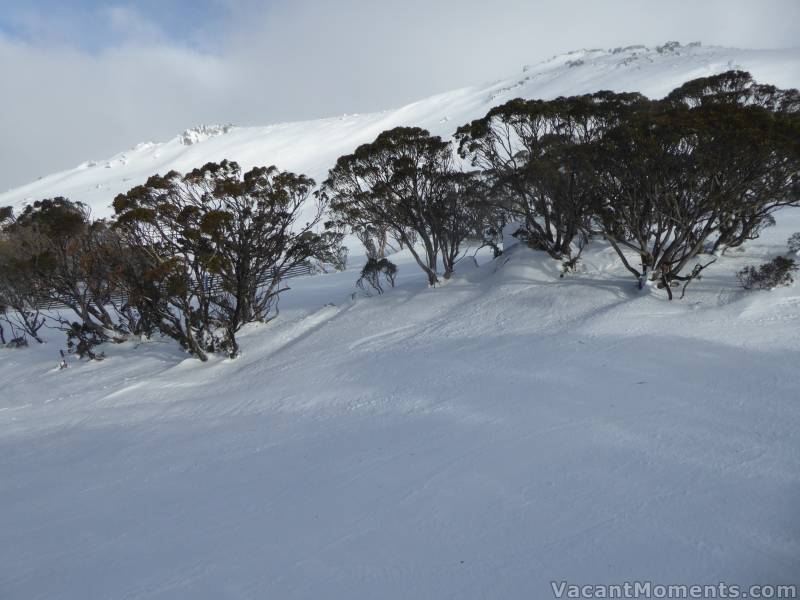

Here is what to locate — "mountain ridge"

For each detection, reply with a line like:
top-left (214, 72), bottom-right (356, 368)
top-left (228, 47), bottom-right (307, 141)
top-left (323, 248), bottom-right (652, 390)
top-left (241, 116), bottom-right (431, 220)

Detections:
top-left (2, 42), bottom-right (799, 216)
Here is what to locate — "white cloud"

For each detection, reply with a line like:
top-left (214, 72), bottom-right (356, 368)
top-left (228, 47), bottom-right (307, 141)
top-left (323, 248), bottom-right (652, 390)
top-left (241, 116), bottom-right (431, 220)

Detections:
top-left (103, 5), bottom-right (164, 42)
top-left (0, 34), bottom-right (231, 189)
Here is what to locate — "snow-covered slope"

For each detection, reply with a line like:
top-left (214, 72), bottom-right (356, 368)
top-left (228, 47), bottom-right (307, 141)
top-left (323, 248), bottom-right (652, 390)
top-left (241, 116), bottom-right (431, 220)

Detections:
top-left (2, 43), bottom-right (799, 217)
top-left (2, 215), bottom-right (800, 598)
top-left (2, 43), bottom-right (800, 599)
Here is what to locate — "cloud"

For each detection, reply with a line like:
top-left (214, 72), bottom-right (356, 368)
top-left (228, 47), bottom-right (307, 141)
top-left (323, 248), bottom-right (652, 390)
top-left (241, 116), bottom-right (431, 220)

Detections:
top-left (0, 33), bottom-right (232, 189)
top-left (1, 0), bottom-right (798, 191)
top-left (103, 5), bottom-right (164, 42)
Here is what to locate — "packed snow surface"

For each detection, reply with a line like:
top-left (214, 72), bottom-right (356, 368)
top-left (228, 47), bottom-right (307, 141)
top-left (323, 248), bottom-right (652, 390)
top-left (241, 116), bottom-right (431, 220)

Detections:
top-left (1, 43), bottom-right (799, 599)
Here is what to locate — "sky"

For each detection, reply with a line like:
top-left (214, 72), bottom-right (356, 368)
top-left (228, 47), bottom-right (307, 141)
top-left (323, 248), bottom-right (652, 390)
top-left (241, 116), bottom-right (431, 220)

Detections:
top-left (1, 0), bottom-right (799, 191)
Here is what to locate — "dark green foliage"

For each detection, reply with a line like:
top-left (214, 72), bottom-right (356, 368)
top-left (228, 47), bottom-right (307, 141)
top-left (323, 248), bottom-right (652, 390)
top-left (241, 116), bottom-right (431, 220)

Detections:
top-left (315, 243), bottom-right (348, 272)
top-left (64, 321), bottom-right (106, 360)
top-left (596, 77), bottom-right (798, 293)
top-left (0, 69), bottom-right (795, 363)
top-left (453, 71), bottom-right (799, 298)
top-left (455, 91), bottom-right (646, 265)
top-left (663, 71), bottom-right (800, 255)
top-left (0, 163), bottom-right (341, 360)
top-left (0, 198), bottom-right (126, 352)
top-left (6, 335), bottom-right (28, 348)
top-left (737, 256), bottom-right (798, 290)
top-left (324, 127), bottom-right (480, 285)
top-left (0, 206), bottom-right (50, 344)
top-left (114, 160), bottom-right (342, 359)
top-left (788, 232), bottom-right (800, 254)
top-left (356, 258), bottom-right (397, 295)
top-left (665, 70), bottom-right (800, 112)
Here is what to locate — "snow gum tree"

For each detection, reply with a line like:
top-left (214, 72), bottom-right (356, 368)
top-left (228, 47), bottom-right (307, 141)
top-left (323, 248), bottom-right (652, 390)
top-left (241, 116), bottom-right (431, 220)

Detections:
top-left (323, 127), bottom-right (480, 285)
top-left (0, 198), bottom-right (125, 347)
top-left (591, 75), bottom-right (799, 297)
top-left (455, 92), bottom-right (646, 266)
top-left (455, 71), bottom-right (798, 298)
top-left (113, 160), bottom-right (342, 359)
top-left (665, 71), bottom-right (800, 254)
top-left (0, 229), bottom-right (47, 344)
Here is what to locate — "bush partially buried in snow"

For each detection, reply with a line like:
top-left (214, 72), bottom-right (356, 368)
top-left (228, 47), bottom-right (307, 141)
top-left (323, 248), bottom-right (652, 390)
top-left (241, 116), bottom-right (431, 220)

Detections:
top-left (737, 256), bottom-right (798, 290)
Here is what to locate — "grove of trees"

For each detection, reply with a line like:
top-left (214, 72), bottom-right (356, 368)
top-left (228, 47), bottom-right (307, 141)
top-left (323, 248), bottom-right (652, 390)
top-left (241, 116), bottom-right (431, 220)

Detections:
top-left (1, 162), bottom-right (342, 360)
top-left (1, 71), bottom-right (797, 359)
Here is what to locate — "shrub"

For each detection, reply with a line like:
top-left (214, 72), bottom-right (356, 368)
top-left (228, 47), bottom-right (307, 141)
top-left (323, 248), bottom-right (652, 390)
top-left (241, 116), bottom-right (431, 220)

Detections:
top-left (63, 321), bottom-right (106, 360)
top-left (6, 336), bottom-right (28, 349)
top-left (356, 258), bottom-right (397, 295)
top-left (788, 232), bottom-right (800, 254)
top-left (737, 256), bottom-right (798, 290)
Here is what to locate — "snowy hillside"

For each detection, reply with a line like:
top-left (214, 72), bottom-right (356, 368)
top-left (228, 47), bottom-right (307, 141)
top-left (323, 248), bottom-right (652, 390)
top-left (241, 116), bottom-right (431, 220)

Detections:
top-left (2, 43), bottom-right (799, 217)
top-left (2, 214), bottom-right (800, 598)
top-left (2, 43), bottom-right (800, 599)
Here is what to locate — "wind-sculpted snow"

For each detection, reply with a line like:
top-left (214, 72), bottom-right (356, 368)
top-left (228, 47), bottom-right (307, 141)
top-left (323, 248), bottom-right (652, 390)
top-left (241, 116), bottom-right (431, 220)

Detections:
top-left (1, 207), bottom-right (799, 597)
top-left (178, 124), bottom-right (235, 146)
top-left (2, 43), bottom-right (798, 217)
